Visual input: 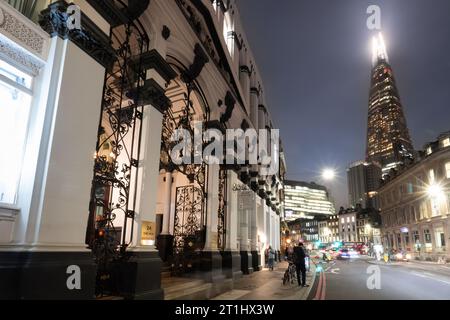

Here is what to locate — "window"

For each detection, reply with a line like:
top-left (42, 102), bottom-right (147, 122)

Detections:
top-left (446, 162), bottom-right (450, 179)
top-left (223, 14), bottom-right (234, 56)
top-left (424, 229), bottom-right (432, 243)
top-left (434, 227), bottom-right (445, 249)
top-left (407, 182), bottom-right (413, 194)
top-left (413, 230), bottom-right (420, 244)
top-left (351, 216), bottom-right (355, 223)
top-left (426, 146), bottom-right (432, 155)
top-left (442, 138), bottom-right (450, 148)
top-left (0, 60), bottom-right (33, 204)
top-left (404, 233), bottom-right (409, 248)
top-left (429, 169), bottom-right (435, 184)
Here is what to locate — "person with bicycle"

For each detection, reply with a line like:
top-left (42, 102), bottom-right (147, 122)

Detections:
top-left (293, 242), bottom-right (309, 287)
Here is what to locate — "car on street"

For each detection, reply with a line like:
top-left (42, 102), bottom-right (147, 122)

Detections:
top-left (337, 248), bottom-right (350, 260)
top-left (393, 251), bottom-right (412, 262)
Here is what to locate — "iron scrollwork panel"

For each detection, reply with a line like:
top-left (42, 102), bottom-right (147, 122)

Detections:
top-left (85, 0), bottom-right (150, 297)
top-left (217, 167), bottom-right (227, 251)
top-left (172, 185), bottom-right (205, 274)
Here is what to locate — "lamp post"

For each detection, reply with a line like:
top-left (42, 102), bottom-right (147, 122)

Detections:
top-left (322, 168), bottom-right (336, 181)
top-left (427, 183), bottom-right (445, 216)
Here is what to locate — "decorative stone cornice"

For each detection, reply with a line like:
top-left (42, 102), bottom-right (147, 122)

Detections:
top-left (129, 79), bottom-right (171, 113)
top-left (182, 43), bottom-right (209, 83)
top-left (250, 87), bottom-right (260, 96)
top-left (0, 34), bottom-right (44, 75)
top-left (258, 104), bottom-right (267, 113)
top-left (132, 49), bottom-right (177, 83)
top-left (0, 1), bottom-right (49, 67)
top-left (205, 120), bottom-right (226, 134)
top-left (220, 90), bottom-right (235, 124)
top-left (240, 65), bottom-right (251, 75)
top-left (39, 1), bottom-right (116, 70)
top-left (86, 0), bottom-right (150, 27)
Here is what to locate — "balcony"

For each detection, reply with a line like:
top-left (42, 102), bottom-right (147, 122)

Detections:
top-left (5, 0), bottom-right (51, 24)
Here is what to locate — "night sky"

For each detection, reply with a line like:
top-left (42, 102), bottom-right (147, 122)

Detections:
top-left (237, 0), bottom-right (450, 208)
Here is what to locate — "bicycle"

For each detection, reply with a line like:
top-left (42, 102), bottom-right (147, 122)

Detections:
top-left (282, 260), bottom-right (297, 285)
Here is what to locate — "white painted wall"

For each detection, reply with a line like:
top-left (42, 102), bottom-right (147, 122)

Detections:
top-left (29, 40), bottom-right (105, 248)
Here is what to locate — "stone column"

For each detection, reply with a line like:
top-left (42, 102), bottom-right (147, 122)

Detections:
top-left (249, 198), bottom-right (261, 271)
top-left (239, 189), bottom-right (254, 274)
top-left (201, 164), bottom-right (225, 283)
top-left (222, 170), bottom-right (242, 279)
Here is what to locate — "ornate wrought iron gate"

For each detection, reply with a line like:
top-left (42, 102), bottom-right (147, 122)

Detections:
top-left (85, 1), bottom-right (150, 297)
top-left (217, 166), bottom-right (228, 251)
top-left (172, 185), bottom-right (205, 273)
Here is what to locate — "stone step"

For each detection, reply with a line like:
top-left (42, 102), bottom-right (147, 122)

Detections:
top-left (162, 278), bottom-right (206, 295)
top-left (164, 281), bottom-right (213, 300)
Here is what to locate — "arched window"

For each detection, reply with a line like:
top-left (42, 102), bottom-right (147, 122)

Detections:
top-left (223, 13), bottom-right (234, 57)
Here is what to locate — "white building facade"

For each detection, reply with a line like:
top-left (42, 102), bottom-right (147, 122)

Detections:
top-left (0, 0), bottom-right (285, 299)
top-left (379, 132), bottom-right (450, 261)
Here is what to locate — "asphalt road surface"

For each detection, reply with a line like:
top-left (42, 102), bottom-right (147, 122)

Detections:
top-left (309, 256), bottom-right (450, 300)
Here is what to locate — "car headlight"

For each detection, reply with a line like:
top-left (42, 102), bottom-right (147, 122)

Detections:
top-left (396, 253), bottom-right (403, 260)
top-left (405, 254), bottom-right (411, 260)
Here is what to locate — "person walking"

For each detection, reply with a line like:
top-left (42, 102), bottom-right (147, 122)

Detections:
top-left (268, 246), bottom-right (275, 271)
top-left (293, 242), bottom-right (309, 287)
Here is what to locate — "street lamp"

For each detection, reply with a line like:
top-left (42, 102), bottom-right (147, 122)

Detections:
top-left (322, 168), bottom-right (336, 181)
top-left (427, 182), bottom-right (445, 216)
top-left (426, 183), bottom-right (445, 199)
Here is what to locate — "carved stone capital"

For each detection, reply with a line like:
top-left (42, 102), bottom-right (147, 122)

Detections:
top-left (39, 1), bottom-right (116, 70)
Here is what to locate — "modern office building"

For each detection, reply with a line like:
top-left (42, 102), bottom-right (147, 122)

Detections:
top-left (379, 131), bottom-right (450, 261)
top-left (284, 180), bottom-right (335, 222)
top-left (284, 180), bottom-right (335, 244)
top-left (366, 33), bottom-right (414, 175)
top-left (347, 160), bottom-right (382, 209)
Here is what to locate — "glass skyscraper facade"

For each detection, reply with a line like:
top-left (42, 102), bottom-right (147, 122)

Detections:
top-left (366, 33), bottom-right (414, 174)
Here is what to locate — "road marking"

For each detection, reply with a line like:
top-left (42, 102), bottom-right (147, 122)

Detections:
top-left (321, 271), bottom-right (327, 300)
top-left (410, 271), bottom-right (450, 285)
top-left (313, 271), bottom-right (323, 300)
top-left (330, 268), bottom-right (340, 274)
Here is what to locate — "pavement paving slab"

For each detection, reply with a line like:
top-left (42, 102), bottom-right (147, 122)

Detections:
top-left (211, 261), bottom-right (317, 300)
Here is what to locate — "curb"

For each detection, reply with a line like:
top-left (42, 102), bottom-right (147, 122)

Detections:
top-left (299, 261), bottom-right (317, 300)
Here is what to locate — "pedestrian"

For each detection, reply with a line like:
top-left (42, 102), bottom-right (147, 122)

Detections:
top-left (268, 246), bottom-right (275, 271)
top-left (264, 248), bottom-right (269, 268)
top-left (293, 242), bottom-right (309, 287)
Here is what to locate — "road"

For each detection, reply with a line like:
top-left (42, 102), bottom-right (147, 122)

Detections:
top-left (309, 256), bottom-right (450, 300)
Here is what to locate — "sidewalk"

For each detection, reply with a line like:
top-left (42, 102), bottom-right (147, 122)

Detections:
top-left (211, 261), bottom-right (316, 300)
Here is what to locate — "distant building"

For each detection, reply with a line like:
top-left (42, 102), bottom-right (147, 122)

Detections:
top-left (366, 33), bottom-right (415, 175)
top-left (338, 206), bottom-right (381, 245)
top-left (318, 215), bottom-right (340, 244)
top-left (284, 180), bottom-right (335, 222)
top-left (338, 208), bottom-right (358, 242)
top-left (284, 180), bottom-right (335, 244)
top-left (379, 131), bottom-right (450, 261)
top-left (347, 161), bottom-right (382, 209)
top-left (356, 208), bottom-right (382, 245)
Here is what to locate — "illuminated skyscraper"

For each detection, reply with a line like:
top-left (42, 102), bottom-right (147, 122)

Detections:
top-left (366, 33), bottom-right (414, 174)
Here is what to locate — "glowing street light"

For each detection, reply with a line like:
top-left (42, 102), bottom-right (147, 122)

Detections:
top-left (322, 168), bottom-right (336, 181)
top-left (427, 183), bottom-right (444, 199)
